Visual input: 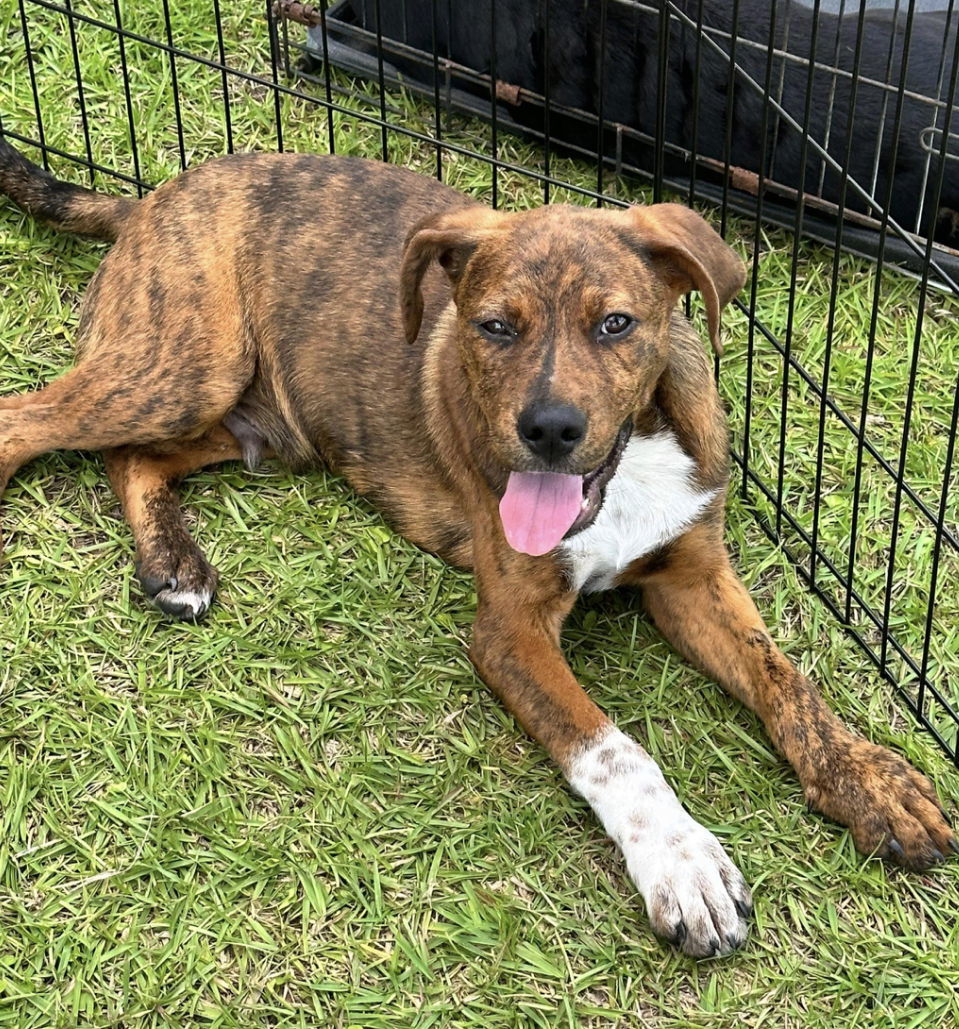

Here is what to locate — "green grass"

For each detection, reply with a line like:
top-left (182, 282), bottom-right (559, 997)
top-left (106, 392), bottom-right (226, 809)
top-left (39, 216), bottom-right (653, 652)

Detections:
top-left (2, 2), bottom-right (959, 1026)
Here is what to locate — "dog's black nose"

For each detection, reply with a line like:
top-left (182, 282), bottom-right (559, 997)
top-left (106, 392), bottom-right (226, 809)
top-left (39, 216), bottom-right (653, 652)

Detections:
top-left (518, 402), bottom-right (586, 464)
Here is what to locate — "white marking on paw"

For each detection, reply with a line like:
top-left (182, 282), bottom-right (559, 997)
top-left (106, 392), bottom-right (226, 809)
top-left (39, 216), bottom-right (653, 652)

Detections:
top-left (559, 431), bottom-right (717, 593)
top-left (155, 587), bottom-right (213, 619)
top-left (567, 726), bottom-right (750, 957)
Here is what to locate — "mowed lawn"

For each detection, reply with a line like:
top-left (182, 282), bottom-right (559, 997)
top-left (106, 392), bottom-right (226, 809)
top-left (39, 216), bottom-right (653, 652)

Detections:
top-left (1, 3), bottom-right (958, 1027)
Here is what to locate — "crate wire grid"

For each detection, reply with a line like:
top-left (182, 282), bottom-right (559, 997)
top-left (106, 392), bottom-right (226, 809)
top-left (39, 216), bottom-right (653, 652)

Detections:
top-left (2, 0), bottom-right (958, 764)
top-left (299, 0), bottom-right (959, 284)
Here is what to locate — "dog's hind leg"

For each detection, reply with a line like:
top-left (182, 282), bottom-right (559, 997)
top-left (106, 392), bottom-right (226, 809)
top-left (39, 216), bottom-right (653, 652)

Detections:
top-left (0, 373), bottom-right (189, 489)
top-left (103, 424), bottom-right (258, 620)
top-left (0, 339), bottom-right (254, 494)
top-left (0, 376), bottom-right (86, 494)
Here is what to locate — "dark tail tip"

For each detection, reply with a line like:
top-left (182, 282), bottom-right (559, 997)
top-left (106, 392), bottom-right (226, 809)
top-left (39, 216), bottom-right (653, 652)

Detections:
top-left (0, 135), bottom-right (135, 241)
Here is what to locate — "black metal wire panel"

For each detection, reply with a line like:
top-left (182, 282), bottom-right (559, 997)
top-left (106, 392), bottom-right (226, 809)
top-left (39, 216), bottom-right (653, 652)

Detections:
top-left (2, 0), bottom-right (958, 765)
top-left (303, 0), bottom-right (959, 281)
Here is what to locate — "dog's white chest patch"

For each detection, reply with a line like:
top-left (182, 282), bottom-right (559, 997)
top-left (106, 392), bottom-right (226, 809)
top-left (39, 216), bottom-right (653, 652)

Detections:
top-left (559, 431), bottom-right (716, 593)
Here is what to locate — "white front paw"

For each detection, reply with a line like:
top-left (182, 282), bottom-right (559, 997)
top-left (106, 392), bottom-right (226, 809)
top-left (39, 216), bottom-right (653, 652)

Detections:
top-left (569, 727), bottom-right (751, 958)
top-left (624, 818), bottom-right (751, 958)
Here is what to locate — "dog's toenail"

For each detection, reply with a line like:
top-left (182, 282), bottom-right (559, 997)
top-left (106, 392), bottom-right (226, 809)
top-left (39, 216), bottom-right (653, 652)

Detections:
top-left (888, 838), bottom-right (905, 860)
top-left (949, 838), bottom-right (959, 854)
top-left (930, 848), bottom-right (945, 863)
top-left (735, 897), bottom-right (752, 919)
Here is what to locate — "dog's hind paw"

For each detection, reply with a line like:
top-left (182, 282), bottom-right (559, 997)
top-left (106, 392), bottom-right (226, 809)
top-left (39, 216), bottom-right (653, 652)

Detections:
top-left (152, 583), bottom-right (215, 620)
top-left (136, 552), bottom-right (218, 621)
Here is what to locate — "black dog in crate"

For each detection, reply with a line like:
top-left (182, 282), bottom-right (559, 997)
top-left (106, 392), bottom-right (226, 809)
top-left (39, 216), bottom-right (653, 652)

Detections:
top-left (340, 0), bottom-right (959, 244)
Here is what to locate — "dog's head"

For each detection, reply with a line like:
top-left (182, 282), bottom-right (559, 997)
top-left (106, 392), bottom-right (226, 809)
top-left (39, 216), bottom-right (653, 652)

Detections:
top-left (400, 201), bottom-right (745, 555)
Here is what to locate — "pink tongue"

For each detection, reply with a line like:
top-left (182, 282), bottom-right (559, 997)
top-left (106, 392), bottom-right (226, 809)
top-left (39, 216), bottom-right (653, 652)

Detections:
top-left (499, 471), bottom-right (584, 556)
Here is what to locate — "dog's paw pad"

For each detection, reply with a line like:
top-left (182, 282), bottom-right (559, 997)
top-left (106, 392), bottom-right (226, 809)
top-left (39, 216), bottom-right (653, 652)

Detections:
top-left (631, 827), bottom-right (751, 959)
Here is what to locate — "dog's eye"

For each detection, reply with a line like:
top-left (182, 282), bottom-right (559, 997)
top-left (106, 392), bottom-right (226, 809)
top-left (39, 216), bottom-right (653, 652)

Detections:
top-left (476, 319), bottom-right (515, 342)
top-left (598, 313), bottom-right (634, 339)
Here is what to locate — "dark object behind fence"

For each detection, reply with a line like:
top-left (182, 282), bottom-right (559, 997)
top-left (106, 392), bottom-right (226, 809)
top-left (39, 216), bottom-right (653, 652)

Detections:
top-left (298, 0), bottom-right (959, 281)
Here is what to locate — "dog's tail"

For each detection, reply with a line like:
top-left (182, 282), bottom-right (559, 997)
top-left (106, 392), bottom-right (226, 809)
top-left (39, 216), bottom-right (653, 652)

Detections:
top-left (0, 137), bottom-right (135, 241)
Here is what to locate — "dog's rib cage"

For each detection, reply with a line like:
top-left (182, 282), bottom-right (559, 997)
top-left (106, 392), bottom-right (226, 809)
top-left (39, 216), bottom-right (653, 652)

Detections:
top-left (2, 0), bottom-right (958, 765)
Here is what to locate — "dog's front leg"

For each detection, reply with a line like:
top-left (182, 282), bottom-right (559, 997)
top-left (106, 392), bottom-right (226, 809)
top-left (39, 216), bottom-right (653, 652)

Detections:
top-left (634, 527), bottom-right (957, 869)
top-left (469, 549), bottom-right (751, 957)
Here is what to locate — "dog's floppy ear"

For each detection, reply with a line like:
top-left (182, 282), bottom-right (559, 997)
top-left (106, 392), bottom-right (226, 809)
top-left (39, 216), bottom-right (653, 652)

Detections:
top-left (624, 203), bottom-right (746, 356)
top-left (400, 207), bottom-right (504, 344)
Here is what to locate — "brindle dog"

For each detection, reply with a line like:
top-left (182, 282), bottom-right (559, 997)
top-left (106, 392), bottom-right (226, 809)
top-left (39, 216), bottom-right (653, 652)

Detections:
top-left (0, 140), bottom-right (954, 958)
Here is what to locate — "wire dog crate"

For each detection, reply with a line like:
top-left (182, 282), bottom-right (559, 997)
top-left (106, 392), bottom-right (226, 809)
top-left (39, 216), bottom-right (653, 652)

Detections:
top-left (286, 0), bottom-right (959, 283)
top-left (2, 0), bottom-right (959, 765)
